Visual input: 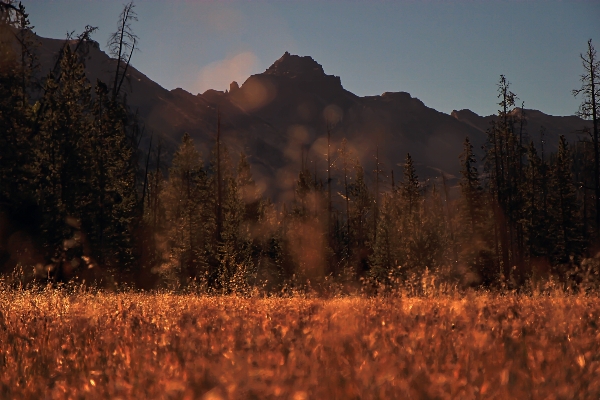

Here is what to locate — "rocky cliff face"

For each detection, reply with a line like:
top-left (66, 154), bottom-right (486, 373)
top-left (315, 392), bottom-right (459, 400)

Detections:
top-left (265, 52), bottom-right (326, 78)
top-left (31, 36), bottom-right (592, 199)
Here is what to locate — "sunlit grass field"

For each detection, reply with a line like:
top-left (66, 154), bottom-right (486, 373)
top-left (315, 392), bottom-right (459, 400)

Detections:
top-left (1, 286), bottom-right (599, 399)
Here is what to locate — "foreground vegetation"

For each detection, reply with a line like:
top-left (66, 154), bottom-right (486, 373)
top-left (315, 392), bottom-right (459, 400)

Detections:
top-left (1, 285), bottom-right (599, 399)
top-left (1, 2), bottom-right (600, 292)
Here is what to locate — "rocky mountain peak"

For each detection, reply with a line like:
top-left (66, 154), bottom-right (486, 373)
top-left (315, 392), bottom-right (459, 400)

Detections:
top-left (264, 51), bottom-right (326, 79)
top-left (451, 109), bottom-right (479, 119)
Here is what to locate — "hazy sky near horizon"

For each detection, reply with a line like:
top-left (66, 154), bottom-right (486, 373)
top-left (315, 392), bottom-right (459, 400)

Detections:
top-left (25, 1), bottom-right (600, 117)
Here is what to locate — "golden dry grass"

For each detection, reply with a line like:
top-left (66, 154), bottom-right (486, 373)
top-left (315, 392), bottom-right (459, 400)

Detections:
top-left (1, 286), bottom-right (599, 399)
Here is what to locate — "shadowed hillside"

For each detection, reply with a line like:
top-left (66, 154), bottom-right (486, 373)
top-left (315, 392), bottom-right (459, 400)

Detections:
top-left (31, 37), bottom-right (593, 198)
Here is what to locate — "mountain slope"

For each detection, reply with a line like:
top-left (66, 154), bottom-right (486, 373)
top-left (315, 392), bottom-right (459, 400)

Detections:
top-left (451, 108), bottom-right (589, 155)
top-left (32, 35), bottom-right (593, 198)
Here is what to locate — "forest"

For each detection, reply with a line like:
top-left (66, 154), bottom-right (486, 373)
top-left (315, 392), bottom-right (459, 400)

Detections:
top-left (1, 2), bottom-right (599, 293)
top-left (2, 3), bottom-right (600, 399)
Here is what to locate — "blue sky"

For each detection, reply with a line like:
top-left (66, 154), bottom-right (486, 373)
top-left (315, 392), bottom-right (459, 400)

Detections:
top-left (25, 0), bottom-right (600, 117)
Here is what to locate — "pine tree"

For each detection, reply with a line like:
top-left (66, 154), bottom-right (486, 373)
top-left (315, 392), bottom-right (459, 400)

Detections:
top-left (522, 141), bottom-right (551, 268)
top-left (349, 159), bottom-right (371, 276)
top-left (458, 137), bottom-right (491, 277)
top-left (0, 2), bottom-right (36, 219)
top-left (573, 39), bottom-right (600, 240)
top-left (370, 155), bottom-right (421, 282)
top-left (419, 185), bottom-right (450, 271)
top-left (107, 1), bottom-right (138, 101)
top-left (548, 136), bottom-right (584, 266)
top-left (459, 137), bottom-right (482, 240)
top-left (572, 136), bottom-right (594, 242)
top-left (232, 151), bottom-right (261, 289)
top-left (400, 153), bottom-right (423, 273)
top-left (484, 75), bottom-right (529, 283)
top-left (338, 138), bottom-right (352, 271)
top-left (35, 44), bottom-right (94, 277)
top-left (139, 137), bottom-right (166, 282)
top-left (208, 136), bottom-right (243, 289)
top-left (161, 133), bottom-right (209, 284)
top-left (401, 153), bottom-right (420, 218)
top-left (370, 192), bottom-right (400, 284)
top-left (87, 80), bottom-right (138, 269)
top-left (372, 147), bottom-right (383, 244)
top-left (256, 199), bottom-right (288, 289)
top-left (294, 159), bottom-right (313, 218)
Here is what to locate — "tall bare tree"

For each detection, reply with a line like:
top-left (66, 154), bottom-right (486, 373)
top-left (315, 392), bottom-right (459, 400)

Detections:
top-left (107, 1), bottom-right (138, 100)
top-left (573, 39), bottom-right (600, 238)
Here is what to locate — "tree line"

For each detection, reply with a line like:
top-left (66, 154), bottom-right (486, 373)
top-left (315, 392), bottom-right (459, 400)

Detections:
top-left (0, 2), bottom-right (599, 291)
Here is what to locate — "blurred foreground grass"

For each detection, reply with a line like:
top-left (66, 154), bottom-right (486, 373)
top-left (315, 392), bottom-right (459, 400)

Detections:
top-left (1, 286), bottom-right (599, 399)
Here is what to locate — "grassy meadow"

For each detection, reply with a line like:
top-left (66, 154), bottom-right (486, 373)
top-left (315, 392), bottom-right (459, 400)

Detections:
top-left (1, 285), bottom-right (600, 399)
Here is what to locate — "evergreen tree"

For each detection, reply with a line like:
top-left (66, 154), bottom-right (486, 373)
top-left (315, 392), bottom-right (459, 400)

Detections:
top-left (370, 155), bottom-right (421, 282)
top-left (372, 147), bottom-right (383, 244)
top-left (161, 133), bottom-right (208, 283)
top-left (400, 153), bottom-right (422, 272)
top-left (401, 153), bottom-right (420, 218)
top-left (294, 160), bottom-right (313, 218)
top-left (572, 136), bottom-right (594, 241)
top-left (459, 137), bottom-right (483, 240)
top-left (139, 138), bottom-right (166, 283)
top-left (349, 159), bottom-right (371, 276)
top-left (573, 39), bottom-right (600, 241)
top-left (256, 200), bottom-right (289, 289)
top-left (338, 138), bottom-right (352, 271)
top-left (419, 185), bottom-right (450, 271)
top-left (548, 136), bottom-right (584, 266)
top-left (35, 44), bottom-right (94, 277)
top-left (369, 191), bottom-right (400, 284)
top-left (458, 137), bottom-right (490, 276)
top-left (484, 75), bottom-right (528, 283)
top-left (232, 151), bottom-right (261, 289)
top-left (522, 141), bottom-right (550, 265)
top-left (0, 2), bottom-right (36, 219)
top-left (107, 1), bottom-right (138, 101)
top-left (207, 137), bottom-right (243, 289)
top-left (87, 80), bottom-right (138, 269)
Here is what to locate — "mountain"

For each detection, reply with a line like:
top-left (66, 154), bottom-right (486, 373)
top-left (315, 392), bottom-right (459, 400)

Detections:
top-left (32, 35), bottom-right (593, 199)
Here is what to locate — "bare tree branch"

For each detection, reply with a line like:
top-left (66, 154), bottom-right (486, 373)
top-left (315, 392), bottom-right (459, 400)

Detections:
top-left (107, 1), bottom-right (138, 100)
